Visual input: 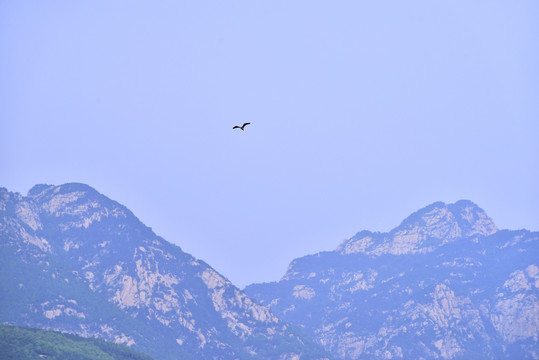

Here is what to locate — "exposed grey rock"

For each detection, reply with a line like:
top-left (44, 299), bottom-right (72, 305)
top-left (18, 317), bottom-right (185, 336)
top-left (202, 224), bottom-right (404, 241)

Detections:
top-left (246, 201), bottom-right (538, 359)
top-left (0, 183), bottom-right (331, 360)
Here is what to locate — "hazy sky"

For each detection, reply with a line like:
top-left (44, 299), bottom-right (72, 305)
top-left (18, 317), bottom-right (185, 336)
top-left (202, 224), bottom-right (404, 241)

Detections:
top-left (1, 1), bottom-right (538, 288)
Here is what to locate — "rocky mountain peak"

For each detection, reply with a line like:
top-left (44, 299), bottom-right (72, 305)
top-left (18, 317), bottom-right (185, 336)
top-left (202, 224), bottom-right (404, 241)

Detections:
top-left (1, 183), bottom-right (331, 359)
top-left (246, 202), bottom-right (537, 360)
top-left (28, 183), bottom-right (103, 205)
top-left (396, 200), bottom-right (497, 236)
top-left (26, 183), bottom-right (135, 232)
top-left (337, 200), bottom-right (497, 256)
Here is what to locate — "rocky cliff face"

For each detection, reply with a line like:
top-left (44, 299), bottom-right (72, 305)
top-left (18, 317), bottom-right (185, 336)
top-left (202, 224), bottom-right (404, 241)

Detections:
top-left (245, 201), bottom-right (539, 359)
top-left (0, 183), bottom-right (330, 360)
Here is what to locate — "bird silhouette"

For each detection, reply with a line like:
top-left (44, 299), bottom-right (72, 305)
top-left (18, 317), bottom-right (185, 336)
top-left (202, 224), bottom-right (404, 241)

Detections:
top-left (233, 122), bottom-right (251, 131)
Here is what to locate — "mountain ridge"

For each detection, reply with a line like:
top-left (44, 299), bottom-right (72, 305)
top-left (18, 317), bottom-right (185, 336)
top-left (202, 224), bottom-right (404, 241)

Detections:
top-left (245, 200), bottom-right (538, 359)
top-left (0, 183), bottom-right (331, 359)
top-left (334, 200), bottom-right (498, 258)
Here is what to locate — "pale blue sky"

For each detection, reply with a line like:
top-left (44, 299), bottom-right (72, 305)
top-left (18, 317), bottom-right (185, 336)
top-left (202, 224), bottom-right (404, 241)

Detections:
top-left (1, 1), bottom-right (538, 288)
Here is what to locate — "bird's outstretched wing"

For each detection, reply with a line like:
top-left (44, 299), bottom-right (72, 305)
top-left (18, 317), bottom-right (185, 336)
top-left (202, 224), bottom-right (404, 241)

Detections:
top-left (233, 122), bottom-right (251, 130)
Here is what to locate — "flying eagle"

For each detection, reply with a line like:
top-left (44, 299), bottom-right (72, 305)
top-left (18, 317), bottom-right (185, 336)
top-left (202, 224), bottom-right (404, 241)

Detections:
top-left (233, 122), bottom-right (251, 131)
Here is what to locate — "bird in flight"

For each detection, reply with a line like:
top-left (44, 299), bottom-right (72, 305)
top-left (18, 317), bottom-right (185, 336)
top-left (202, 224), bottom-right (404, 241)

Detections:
top-left (233, 122), bottom-right (251, 131)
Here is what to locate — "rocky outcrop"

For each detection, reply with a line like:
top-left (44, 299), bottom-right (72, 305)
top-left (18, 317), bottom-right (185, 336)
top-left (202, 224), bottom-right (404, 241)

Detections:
top-left (336, 200), bottom-right (498, 256)
top-left (0, 184), bottom-right (330, 360)
top-left (245, 201), bottom-right (538, 359)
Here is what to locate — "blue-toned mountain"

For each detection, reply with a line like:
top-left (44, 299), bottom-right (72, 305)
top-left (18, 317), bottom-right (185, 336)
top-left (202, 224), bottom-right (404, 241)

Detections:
top-left (0, 183), bottom-right (330, 360)
top-left (245, 201), bottom-right (538, 359)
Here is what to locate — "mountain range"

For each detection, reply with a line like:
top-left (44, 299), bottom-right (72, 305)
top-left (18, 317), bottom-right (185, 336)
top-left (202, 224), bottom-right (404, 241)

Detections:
top-left (0, 183), bottom-right (329, 359)
top-left (1, 183), bottom-right (537, 359)
top-left (245, 200), bottom-right (539, 359)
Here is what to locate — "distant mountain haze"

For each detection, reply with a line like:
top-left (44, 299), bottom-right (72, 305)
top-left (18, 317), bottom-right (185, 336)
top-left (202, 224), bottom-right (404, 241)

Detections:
top-left (245, 201), bottom-right (539, 359)
top-left (0, 183), bottom-right (330, 360)
top-left (1, 183), bottom-right (537, 359)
